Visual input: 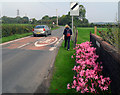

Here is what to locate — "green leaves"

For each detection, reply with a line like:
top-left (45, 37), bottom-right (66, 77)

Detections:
top-left (2, 24), bottom-right (35, 37)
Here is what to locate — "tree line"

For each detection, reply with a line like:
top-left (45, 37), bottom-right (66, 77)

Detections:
top-left (1, 5), bottom-right (114, 27)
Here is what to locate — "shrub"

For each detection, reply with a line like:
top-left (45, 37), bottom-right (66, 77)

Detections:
top-left (98, 26), bottom-right (119, 50)
top-left (2, 24), bottom-right (35, 37)
top-left (67, 41), bottom-right (111, 94)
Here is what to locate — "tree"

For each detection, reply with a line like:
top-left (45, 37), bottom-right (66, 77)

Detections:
top-left (31, 18), bottom-right (37, 24)
top-left (79, 5), bottom-right (86, 21)
top-left (42, 15), bottom-right (49, 20)
top-left (22, 16), bottom-right (29, 24)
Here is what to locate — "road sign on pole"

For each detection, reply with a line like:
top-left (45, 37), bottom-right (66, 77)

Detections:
top-left (70, 2), bottom-right (79, 39)
top-left (70, 2), bottom-right (79, 16)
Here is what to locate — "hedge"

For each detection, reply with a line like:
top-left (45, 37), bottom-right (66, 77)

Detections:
top-left (2, 24), bottom-right (36, 37)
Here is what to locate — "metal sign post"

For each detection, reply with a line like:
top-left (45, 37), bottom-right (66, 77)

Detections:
top-left (72, 16), bottom-right (73, 34)
top-left (70, 2), bottom-right (79, 42)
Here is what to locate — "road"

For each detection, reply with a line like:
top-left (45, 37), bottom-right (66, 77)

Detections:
top-left (2, 26), bottom-right (64, 93)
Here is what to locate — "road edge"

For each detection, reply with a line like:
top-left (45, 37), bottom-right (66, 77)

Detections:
top-left (34, 38), bottom-right (63, 94)
top-left (0, 36), bottom-right (31, 46)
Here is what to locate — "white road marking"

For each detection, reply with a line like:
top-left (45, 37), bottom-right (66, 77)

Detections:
top-left (49, 47), bottom-right (56, 51)
top-left (54, 35), bottom-right (63, 46)
top-left (34, 37), bottom-right (58, 47)
top-left (49, 36), bottom-right (63, 51)
top-left (17, 43), bottom-right (30, 48)
top-left (0, 36), bottom-right (31, 46)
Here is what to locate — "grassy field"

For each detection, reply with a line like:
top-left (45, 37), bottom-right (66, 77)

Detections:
top-left (49, 27), bottom-right (107, 93)
top-left (77, 27), bottom-right (107, 44)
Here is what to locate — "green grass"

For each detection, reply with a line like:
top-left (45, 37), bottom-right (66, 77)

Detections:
top-left (0, 26), bottom-right (60, 43)
top-left (51, 26), bottom-right (60, 30)
top-left (77, 27), bottom-right (107, 44)
top-left (49, 41), bottom-right (76, 93)
top-left (49, 27), bottom-right (107, 93)
top-left (0, 32), bottom-right (33, 43)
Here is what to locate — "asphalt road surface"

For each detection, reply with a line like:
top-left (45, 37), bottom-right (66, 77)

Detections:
top-left (2, 26), bottom-right (64, 93)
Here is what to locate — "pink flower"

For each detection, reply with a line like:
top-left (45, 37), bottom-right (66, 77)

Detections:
top-left (73, 80), bottom-right (77, 85)
top-left (77, 66), bottom-right (80, 69)
top-left (106, 77), bottom-right (110, 81)
top-left (72, 66), bottom-right (76, 70)
top-left (81, 90), bottom-right (85, 93)
top-left (103, 86), bottom-right (108, 90)
top-left (67, 84), bottom-right (71, 89)
top-left (76, 86), bottom-right (80, 92)
top-left (72, 85), bottom-right (75, 88)
top-left (84, 87), bottom-right (88, 92)
top-left (100, 75), bottom-right (103, 79)
top-left (95, 75), bottom-right (98, 80)
top-left (100, 66), bottom-right (103, 69)
top-left (79, 78), bottom-right (84, 82)
top-left (73, 76), bottom-right (76, 79)
top-left (80, 70), bottom-right (85, 77)
top-left (101, 79), bottom-right (105, 85)
top-left (85, 78), bottom-right (88, 82)
top-left (90, 88), bottom-right (95, 92)
top-left (98, 80), bottom-right (101, 84)
top-left (71, 55), bottom-right (74, 58)
top-left (81, 82), bottom-right (85, 87)
top-left (92, 83), bottom-right (94, 88)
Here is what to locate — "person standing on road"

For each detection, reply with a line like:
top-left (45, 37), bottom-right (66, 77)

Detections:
top-left (63, 25), bottom-right (72, 51)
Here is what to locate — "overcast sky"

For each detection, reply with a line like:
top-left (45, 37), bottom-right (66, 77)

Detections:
top-left (0, 2), bottom-right (119, 22)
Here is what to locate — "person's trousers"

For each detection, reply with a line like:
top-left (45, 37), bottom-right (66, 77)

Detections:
top-left (64, 36), bottom-right (70, 49)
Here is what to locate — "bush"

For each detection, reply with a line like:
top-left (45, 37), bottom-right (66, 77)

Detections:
top-left (2, 24), bottom-right (35, 37)
top-left (98, 25), bottom-right (119, 50)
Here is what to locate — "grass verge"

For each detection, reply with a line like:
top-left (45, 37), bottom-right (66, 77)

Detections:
top-left (49, 27), bottom-right (107, 93)
top-left (49, 41), bottom-right (76, 93)
top-left (51, 26), bottom-right (60, 30)
top-left (1, 32), bottom-right (32, 43)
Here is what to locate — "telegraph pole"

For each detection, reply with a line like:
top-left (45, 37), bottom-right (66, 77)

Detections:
top-left (56, 9), bottom-right (58, 26)
top-left (17, 9), bottom-right (19, 17)
top-left (118, 1), bottom-right (120, 25)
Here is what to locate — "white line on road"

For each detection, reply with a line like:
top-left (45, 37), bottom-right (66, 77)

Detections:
top-left (49, 35), bottom-right (63, 51)
top-left (0, 36), bottom-right (31, 46)
top-left (54, 35), bottom-right (63, 46)
top-left (17, 43), bottom-right (30, 48)
top-left (49, 47), bottom-right (56, 51)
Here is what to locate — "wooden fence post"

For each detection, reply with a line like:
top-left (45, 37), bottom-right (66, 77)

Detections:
top-left (94, 26), bottom-right (97, 35)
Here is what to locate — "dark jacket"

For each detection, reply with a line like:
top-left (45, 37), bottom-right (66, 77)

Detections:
top-left (63, 28), bottom-right (72, 37)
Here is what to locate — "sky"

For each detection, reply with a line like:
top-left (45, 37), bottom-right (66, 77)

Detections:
top-left (0, 2), bottom-right (119, 23)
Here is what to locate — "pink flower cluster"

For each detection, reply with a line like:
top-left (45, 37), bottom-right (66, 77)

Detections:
top-left (67, 41), bottom-right (111, 93)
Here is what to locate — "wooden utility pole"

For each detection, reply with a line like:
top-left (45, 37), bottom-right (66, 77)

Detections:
top-left (94, 26), bottom-right (97, 35)
top-left (56, 9), bottom-right (58, 26)
top-left (17, 9), bottom-right (19, 17)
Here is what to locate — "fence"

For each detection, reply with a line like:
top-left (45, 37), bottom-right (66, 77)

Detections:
top-left (72, 26), bottom-right (78, 47)
top-left (90, 33), bottom-right (120, 94)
